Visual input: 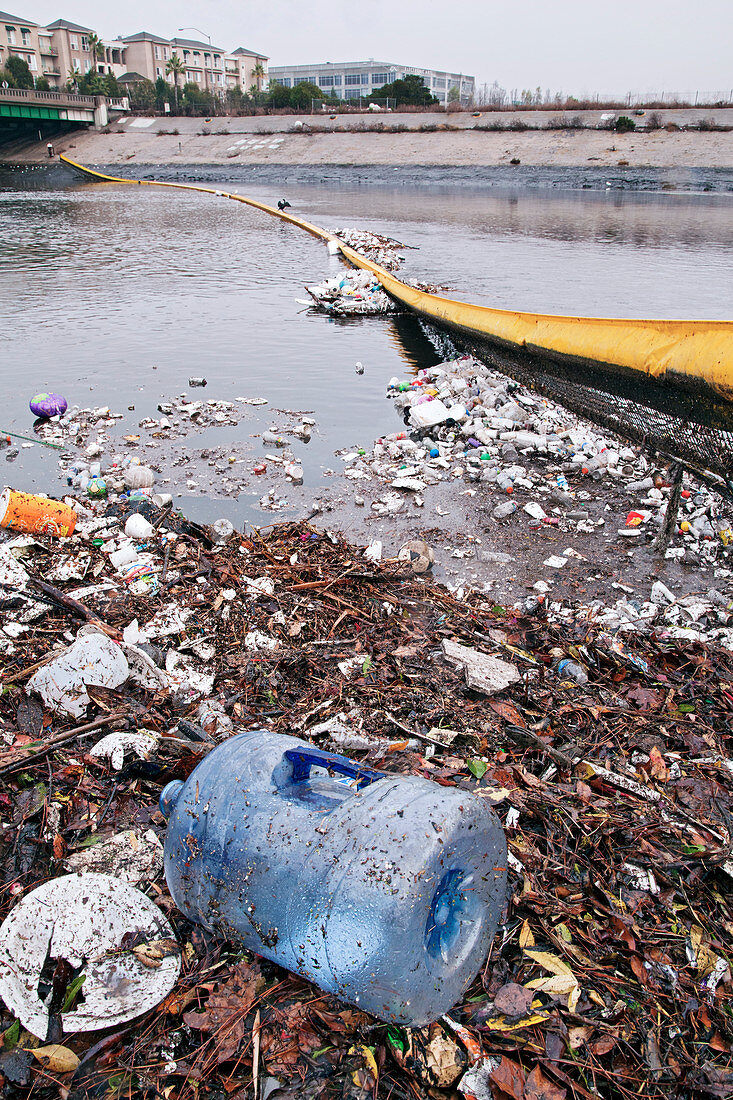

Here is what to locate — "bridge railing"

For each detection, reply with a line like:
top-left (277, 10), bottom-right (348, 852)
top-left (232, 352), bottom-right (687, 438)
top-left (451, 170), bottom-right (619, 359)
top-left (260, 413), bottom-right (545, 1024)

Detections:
top-left (0, 87), bottom-right (97, 107)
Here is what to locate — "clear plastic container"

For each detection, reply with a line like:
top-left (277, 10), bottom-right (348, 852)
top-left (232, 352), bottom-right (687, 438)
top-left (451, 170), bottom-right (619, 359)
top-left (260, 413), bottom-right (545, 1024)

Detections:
top-left (160, 731), bottom-right (507, 1026)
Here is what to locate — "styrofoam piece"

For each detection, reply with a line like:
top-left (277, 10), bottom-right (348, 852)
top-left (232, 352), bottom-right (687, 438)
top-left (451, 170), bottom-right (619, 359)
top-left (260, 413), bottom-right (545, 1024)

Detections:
top-left (409, 399), bottom-right (451, 428)
top-left (64, 829), bottom-right (164, 884)
top-left (0, 873), bottom-right (180, 1039)
top-left (27, 633), bottom-right (129, 718)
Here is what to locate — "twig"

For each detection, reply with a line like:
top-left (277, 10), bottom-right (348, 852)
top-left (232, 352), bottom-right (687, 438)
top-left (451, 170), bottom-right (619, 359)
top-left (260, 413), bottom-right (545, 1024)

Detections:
top-left (384, 711), bottom-right (452, 750)
top-left (28, 577), bottom-right (121, 639)
top-left (0, 710), bottom-right (128, 778)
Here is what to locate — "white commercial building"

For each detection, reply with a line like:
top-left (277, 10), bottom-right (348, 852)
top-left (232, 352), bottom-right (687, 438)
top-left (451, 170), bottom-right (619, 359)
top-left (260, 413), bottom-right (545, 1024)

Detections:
top-left (267, 60), bottom-right (474, 106)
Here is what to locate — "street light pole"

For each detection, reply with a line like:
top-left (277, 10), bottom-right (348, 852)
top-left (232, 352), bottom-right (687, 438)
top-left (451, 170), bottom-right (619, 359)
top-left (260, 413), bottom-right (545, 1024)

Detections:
top-left (178, 26), bottom-right (215, 94)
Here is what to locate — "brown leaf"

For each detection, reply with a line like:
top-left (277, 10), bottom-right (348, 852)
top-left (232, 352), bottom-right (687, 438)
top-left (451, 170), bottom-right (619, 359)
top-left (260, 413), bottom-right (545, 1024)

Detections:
top-left (629, 954), bottom-right (648, 985)
top-left (489, 700), bottom-right (526, 727)
top-left (488, 1055), bottom-right (526, 1100)
top-left (28, 1045), bottom-right (80, 1073)
top-left (625, 685), bottom-right (662, 711)
top-left (182, 961), bottom-right (263, 1063)
top-left (591, 1035), bottom-right (617, 1056)
top-left (524, 1065), bottom-right (567, 1100)
top-left (15, 696), bottom-right (44, 738)
top-left (493, 983), bottom-right (534, 1019)
top-left (648, 746), bottom-right (668, 782)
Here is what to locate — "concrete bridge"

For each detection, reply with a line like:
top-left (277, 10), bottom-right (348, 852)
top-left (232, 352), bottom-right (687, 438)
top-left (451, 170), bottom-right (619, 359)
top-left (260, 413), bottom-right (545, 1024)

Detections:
top-left (0, 87), bottom-right (128, 129)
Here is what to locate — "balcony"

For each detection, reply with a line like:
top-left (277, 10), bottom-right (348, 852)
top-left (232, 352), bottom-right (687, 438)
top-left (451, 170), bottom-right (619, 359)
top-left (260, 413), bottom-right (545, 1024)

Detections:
top-left (42, 67), bottom-right (60, 76)
top-left (39, 44), bottom-right (58, 55)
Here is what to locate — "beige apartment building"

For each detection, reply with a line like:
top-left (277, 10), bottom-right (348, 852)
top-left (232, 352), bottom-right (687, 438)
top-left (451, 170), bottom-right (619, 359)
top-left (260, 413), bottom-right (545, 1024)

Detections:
top-left (1, 9), bottom-right (267, 95)
top-left (122, 31), bottom-right (267, 95)
top-left (1, 9), bottom-right (96, 87)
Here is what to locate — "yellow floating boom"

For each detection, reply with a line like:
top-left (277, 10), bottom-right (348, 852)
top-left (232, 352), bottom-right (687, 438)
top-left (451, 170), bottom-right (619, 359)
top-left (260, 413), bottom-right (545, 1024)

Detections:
top-left (60, 155), bottom-right (733, 403)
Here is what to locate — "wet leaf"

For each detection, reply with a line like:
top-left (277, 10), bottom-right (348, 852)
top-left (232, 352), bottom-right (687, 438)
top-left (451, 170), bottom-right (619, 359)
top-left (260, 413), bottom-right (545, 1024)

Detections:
top-left (648, 746), bottom-right (668, 782)
top-left (182, 961), bottom-right (263, 1063)
top-left (488, 700), bottom-right (526, 727)
top-left (524, 1064), bottom-right (567, 1100)
top-left (488, 1054), bottom-right (526, 1100)
top-left (28, 1044), bottom-right (80, 1073)
top-left (493, 982), bottom-right (534, 1018)
top-left (468, 759), bottom-right (488, 779)
top-left (524, 950), bottom-right (575, 978)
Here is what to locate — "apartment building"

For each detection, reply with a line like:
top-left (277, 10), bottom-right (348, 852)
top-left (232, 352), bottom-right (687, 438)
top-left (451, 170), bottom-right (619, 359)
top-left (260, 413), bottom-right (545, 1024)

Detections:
top-left (1, 9), bottom-right (96, 87)
top-left (1, 10), bottom-right (268, 96)
top-left (1, 9), bottom-right (42, 80)
top-left (268, 60), bottom-right (474, 106)
top-left (227, 46), bottom-right (268, 95)
top-left (121, 31), bottom-right (268, 94)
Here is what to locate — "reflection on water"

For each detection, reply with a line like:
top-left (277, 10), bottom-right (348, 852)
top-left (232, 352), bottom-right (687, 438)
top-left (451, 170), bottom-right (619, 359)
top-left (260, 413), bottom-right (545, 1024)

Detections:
top-left (0, 169), bottom-right (730, 518)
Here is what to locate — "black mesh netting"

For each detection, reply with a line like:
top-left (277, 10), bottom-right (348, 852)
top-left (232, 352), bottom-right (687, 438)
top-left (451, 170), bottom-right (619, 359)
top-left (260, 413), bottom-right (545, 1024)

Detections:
top-left (416, 317), bottom-right (733, 494)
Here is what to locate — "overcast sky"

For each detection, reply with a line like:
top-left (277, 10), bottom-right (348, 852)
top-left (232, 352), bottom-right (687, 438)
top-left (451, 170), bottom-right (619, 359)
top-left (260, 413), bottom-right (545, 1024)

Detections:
top-left (25, 0), bottom-right (732, 98)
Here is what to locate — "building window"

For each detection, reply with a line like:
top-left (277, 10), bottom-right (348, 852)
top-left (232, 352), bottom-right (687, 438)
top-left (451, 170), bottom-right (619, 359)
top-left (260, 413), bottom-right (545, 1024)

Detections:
top-left (344, 73), bottom-right (361, 85)
top-left (371, 73), bottom-right (388, 84)
top-left (185, 70), bottom-right (193, 81)
top-left (294, 76), bottom-right (315, 85)
top-left (319, 75), bottom-right (333, 86)
top-left (156, 65), bottom-right (162, 76)
top-left (84, 59), bottom-right (91, 72)
top-left (213, 53), bottom-right (220, 64)
top-left (272, 77), bottom-right (291, 87)
top-left (70, 35), bottom-right (78, 49)
top-left (6, 26), bottom-right (16, 45)
top-left (28, 53), bottom-right (37, 69)
top-left (154, 45), bottom-right (161, 59)
top-left (20, 27), bottom-right (30, 45)
top-left (433, 78), bottom-right (446, 89)
top-left (163, 47), bottom-right (169, 58)
top-left (81, 35), bottom-right (89, 50)
top-left (204, 52), bottom-right (210, 64)
top-left (192, 51), bottom-right (199, 62)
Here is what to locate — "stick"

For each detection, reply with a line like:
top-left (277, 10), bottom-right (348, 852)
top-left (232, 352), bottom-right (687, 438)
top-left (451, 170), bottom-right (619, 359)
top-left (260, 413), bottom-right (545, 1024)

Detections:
top-left (0, 711), bottom-right (128, 778)
top-left (0, 428), bottom-right (64, 450)
top-left (384, 711), bottom-right (452, 750)
top-left (503, 723), bottom-right (578, 769)
top-left (653, 463), bottom-right (684, 554)
top-left (29, 578), bottom-right (121, 640)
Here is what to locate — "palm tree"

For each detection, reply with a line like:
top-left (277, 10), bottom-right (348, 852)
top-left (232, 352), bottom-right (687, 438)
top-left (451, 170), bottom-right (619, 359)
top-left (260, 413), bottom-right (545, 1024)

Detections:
top-left (252, 61), bottom-right (265, 95)
top-left (166, 53), bottom-right (184, 110)
top-left (87, 32), bottom-right (102, 75)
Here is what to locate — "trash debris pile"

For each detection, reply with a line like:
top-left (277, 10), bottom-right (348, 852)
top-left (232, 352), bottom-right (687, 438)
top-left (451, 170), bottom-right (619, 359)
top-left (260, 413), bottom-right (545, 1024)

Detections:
top-left (331, 353), bottom-right (733, 609)
top-left (23, 395), bottom-right (317, 504)
top-left (303, 270), bottom-right (400, 315)
top-left (332, 227), bottom-right (410, 271)
top-left (1, 504), bottom-right (732, 1098)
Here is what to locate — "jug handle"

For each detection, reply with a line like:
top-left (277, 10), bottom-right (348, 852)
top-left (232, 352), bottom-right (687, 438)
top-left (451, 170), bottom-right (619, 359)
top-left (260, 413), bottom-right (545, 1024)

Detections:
top-left (284, 747), bottom-right (384, 791)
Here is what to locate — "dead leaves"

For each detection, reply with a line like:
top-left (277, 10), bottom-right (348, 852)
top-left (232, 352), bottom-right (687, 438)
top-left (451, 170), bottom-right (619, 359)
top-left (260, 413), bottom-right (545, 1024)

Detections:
top-left (260, 1002), bottom-right (322, 1076)
top-left (182, 961), bottom-right (263, 1064)
top-left (488, 1056), bottom-right (567, 1100)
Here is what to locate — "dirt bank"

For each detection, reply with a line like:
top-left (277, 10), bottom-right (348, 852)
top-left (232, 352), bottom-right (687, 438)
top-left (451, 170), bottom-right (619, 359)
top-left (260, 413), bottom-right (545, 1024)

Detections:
top-left (8, 124), bottom-right (733, 169)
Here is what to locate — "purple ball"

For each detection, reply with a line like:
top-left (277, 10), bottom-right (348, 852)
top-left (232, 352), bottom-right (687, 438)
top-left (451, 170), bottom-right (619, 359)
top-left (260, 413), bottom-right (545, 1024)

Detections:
top-left (30, 392), bottom-right (68, 418)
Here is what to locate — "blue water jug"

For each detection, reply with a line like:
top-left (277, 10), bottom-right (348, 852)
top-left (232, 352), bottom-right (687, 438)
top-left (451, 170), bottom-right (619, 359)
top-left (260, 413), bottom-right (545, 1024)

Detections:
top-left (160, 731), bottom-right (507, 1026)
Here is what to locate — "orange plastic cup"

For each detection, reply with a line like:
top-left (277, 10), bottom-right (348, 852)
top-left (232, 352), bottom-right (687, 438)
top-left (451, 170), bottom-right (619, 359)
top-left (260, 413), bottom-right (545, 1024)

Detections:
top-left (0, 488), bottom-right (77, 537)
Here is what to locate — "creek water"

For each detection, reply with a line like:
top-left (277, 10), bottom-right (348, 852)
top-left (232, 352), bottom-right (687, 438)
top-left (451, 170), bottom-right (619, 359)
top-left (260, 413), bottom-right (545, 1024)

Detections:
top-left (1, 163), bottom-right (731, 526)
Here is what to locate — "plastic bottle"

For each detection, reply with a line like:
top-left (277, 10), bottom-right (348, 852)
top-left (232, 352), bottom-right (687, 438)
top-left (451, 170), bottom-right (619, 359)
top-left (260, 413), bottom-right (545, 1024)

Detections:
top-left (160, 732), bottom-right (507, 1027)
top-left (557, 659), bottom-right (589, 685)
top-left (493, 500), bottom-right (517, 520)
